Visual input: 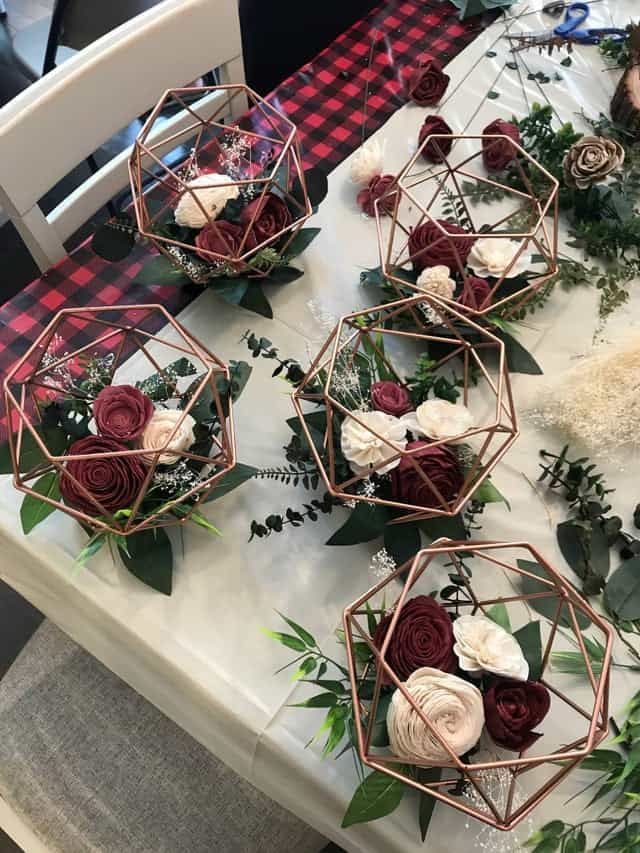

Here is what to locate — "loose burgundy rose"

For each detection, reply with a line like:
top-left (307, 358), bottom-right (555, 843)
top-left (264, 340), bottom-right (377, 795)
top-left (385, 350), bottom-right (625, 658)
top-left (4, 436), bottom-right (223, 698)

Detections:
top-left (241, 192), bottom-right (292, 250)
top-left (391, 440), bottom-right (463, 508)
top-left (93, 384), bottom-right (153, 441)
top-left (482, 119), bottom-right (521, 172)
top-left (402, 55), bottom-right (450, 107)
top-left (60, 436), bottom-right (147, 516)
top-left (357, 174), bottom-right (398, 217)
top-left (459, 276), bottom-right (492, 311)
top-left (195, 219), bottom-right (244, 261)
top-left (484, 679), bottom-right (551, 752)
top-left (374, 594), bottom-right (456, 682)
top-left (419, 115), bottom-right (453, 163)
top-left (371, 381), bottom-right (414, 417)
top-left (408, 220), bottom-right (476, 273)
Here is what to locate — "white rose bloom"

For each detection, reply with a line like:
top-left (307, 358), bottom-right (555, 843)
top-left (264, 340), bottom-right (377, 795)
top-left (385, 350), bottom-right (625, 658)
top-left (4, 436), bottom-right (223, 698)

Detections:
top-left (415, 265), bottom-right (455, 300)
top-left (467, 237), bottom-right (529, 279)
top-left (174, 173), bottom-right (240, 229)
top-left (341, 410), bottom-right (407, 475)
top-left (453, 614), bottom-right (529, 681)
top-left (387, 667), bottom-right (484, 763)
top-left (140, 409), bottom-right (196, 465)
top-left (403, 398), bottom-right (474, 443)
top-left (349, 138), bottom-right (386, 185)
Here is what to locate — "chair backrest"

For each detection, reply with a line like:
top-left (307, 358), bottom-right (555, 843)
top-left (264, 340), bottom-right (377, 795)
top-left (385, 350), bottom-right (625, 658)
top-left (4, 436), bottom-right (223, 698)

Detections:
top-left (0, 0), bottom-right (245, 273)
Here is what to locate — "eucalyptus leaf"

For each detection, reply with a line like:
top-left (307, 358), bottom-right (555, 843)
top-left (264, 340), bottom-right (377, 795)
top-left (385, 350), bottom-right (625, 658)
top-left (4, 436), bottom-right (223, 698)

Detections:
top-left (326, 502), bottom-right (390, 546)
top-left (118, 527), bottom-right (173, 595)
top-left (20, 471), bottom-right (60, 534)
top-left (341, 771), bottom-right (405, 828)
top-left (557, 519), bottom-right (609, 581)
top-left (604, 557), bottom-right (640, 621)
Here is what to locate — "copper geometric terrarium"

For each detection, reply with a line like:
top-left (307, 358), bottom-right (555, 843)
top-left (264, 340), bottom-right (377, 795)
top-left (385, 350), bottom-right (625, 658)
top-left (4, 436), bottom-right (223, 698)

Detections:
top-left (375, 133), bottom-right (559, 319)
top-left (343, 540), bottom-right (613, 830)
top-left (291, 294), bottom-right (518, 524)
top-left (3, 305), bottom-right (236, 536)
top-left (129, 84), bottom-right (312, 282)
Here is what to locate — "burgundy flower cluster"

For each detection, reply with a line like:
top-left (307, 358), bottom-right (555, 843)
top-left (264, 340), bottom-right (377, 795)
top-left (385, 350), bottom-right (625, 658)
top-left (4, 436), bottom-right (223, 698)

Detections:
top-left (195, 192), bottom-right (292, 261)
top-left (373, 594), bottom-right (551, 753)
top-left (60, 384), bottom-right (155, 516)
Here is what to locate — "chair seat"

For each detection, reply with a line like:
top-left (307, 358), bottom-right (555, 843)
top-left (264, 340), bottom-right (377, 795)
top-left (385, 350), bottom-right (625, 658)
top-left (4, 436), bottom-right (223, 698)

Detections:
top-left (0, 621), bottom-right (327, 853)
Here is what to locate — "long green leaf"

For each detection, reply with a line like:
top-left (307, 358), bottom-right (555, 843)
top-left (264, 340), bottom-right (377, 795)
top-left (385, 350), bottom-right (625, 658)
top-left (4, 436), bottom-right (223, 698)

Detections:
top-left (20, 471), bottom-right (60, 534)
top-left (516, 559), bottom-right (591, 629)
top-left (133, 254), bottom-right (193, 286)
top-left (0, 425), bottom-right (68, 475)
top-left (341, 771), bottom-right (405, 828)
top-left (418, 767), bottom-right (442, 841)
top-left (486, 602), bottom-right (512, 633)
top-left (326, 502), bottom-right (389, 546)
top-left (118, 527), bottom-right (173, 595)
top-left (261, 629), bottom-right (306, 652)
top-left (514, 620), bottom-right (543, 681)
top-left (291, 692), bottom-right (337, 709)
top-left (604, 557), bottom-right (640, 621)
top-left (276, 611), bottom-right (316, 648)
top-left (285, 227), bottom-right (321, 259)
top-left (203, 463), bottom-right (257, 502)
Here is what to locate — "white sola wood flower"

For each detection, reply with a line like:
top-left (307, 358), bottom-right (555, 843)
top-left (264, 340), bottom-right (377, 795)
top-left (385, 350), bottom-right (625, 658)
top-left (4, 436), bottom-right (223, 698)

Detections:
top-left (349, 138), bottom-right (386, 185)
top-left (141, 410), bottom-right (196, 465)
top-left (340, 410), bottom-right (407, 475)
top-left (402, 398), bottom-right (474, 443)
top-left (415, 265), bottom-right (455, 299)
top-left (174, 173), bottom-right (240, 228)
top-left (467, 237), bottom-right (529, 279)
top-left (453, 614), bottom-right (529, 681)
top-left (387, 667), bottom-right (484, 762)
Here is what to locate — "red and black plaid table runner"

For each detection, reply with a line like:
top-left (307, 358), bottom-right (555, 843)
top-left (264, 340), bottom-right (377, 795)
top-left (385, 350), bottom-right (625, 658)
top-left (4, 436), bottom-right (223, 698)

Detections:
top-left (0, 0), bottom-right (482, 436)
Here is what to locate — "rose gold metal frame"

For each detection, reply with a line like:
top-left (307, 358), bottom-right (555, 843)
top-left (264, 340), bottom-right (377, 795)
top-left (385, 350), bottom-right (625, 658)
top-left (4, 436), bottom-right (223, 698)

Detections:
top-left (129, 84), bottom-right (313, 280)
top-left (343, 539), bottom-right (614, 831)
top-left (3, 305), bottom-right (236, 536)
top-left (375, 134), bottom-right (560, 319)
top-left (291, 295), bottom-right (518, 523)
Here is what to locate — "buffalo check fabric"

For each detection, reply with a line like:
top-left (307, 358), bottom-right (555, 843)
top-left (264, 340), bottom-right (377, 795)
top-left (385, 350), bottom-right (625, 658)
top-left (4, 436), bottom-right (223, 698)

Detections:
top-left (0, 0), bottom-right (482, 437)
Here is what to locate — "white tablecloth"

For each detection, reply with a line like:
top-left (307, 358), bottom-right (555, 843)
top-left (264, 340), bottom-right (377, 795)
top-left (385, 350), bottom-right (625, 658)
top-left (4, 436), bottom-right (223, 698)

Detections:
top-left (1, 3), bottom-right (638, 850)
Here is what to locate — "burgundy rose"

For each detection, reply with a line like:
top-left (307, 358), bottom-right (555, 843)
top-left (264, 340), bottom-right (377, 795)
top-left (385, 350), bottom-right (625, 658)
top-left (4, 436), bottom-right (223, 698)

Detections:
top-left (94, 384), bottom-right (153, 441)
top-left (195, 219), bottom-right (244, 261)
top-left (482, 119), bottom-right (521, 172)
top-left (484, 679), bottom-right (551, 752)
top-left (391, 440), bottom-right (463, 509)
top-left (459, 276), bottom-right (492, 311)
top-left (373, 594), bottom-right (456, 682)
top-left (402, 55), bottom-right (450, 107)
top-left (371, 381), bottom-right (414, 417)
top-left (408, 219), bottom-right (476, 273)
top-left (241, 192), bottom-right (292, 250)
top-left (419, 115), bottom-right (453, 163)
top-left (357, 174), bottom-right (398, 217)
top-left (60, 436), bottom-right (147, 516)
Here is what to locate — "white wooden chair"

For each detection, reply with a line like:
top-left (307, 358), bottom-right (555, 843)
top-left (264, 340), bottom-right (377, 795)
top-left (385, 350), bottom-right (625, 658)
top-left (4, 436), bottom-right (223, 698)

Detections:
top-left (0, 0), bottom-right (246, 274)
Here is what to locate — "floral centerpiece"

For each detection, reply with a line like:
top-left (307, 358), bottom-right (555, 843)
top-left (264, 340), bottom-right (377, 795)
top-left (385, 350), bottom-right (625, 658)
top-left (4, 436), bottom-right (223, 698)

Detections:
top-left (266, 540), bottom-right (613, 838)
top-left (94, 84), bottom-right (327, 319)
top-left (2, 305), bottom-right (256, 594)
top-left (245, 295), bottom-right (515, 562)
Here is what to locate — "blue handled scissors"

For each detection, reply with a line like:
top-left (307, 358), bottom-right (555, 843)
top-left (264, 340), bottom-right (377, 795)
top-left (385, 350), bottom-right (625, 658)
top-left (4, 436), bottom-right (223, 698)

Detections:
top-left (549, 2), bottom-right (627, 44)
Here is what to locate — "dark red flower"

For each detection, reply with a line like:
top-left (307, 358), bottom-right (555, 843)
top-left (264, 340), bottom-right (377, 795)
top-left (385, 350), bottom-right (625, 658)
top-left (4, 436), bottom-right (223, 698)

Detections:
top-left (391, 440), bottom-right (463, 509)
top-left (408, 219), bottom-right (476, 273)
top-left (371, 381), bottom-right (413, 417)
top-left (373, 594), bottom-right (456, 682)
top-left (60, 436), bottom-right (147, 516)
top-left (419, 115), bottom-right (453, 163)
top-left (93, 384), bottom-right (153, 441)
top-left (458, 276), bottom-right (492, 312)
top-left (195, 219), bottom-right (244, 260)
top-left (484, 679), bottom-right (551, 751)
top-left (240, 192), bottom-right (292, 250)
top-left (357, 174), bottom-right (398, 217)
top-left (482, 119), bottom-right (521, 172)
top-left (402, 55), bottom-right (450, 106)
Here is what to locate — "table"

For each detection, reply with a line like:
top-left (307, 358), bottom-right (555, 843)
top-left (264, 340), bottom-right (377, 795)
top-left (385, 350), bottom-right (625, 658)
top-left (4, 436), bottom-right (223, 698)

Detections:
top-left (1, 2), bottom-right (639, 851)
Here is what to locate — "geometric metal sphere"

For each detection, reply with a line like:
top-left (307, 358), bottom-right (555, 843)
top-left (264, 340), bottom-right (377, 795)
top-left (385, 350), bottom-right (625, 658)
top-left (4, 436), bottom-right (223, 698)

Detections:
top-left (375, 134), bottom-right (559, 319)
top-left (292, 295), bottom-right (518, 523)
top-left (3, 305), bottom-right (236, 536)
top-left (129, 84), bottom-right (312, 281)
top-left (343, 540), bottom-right (613, 830)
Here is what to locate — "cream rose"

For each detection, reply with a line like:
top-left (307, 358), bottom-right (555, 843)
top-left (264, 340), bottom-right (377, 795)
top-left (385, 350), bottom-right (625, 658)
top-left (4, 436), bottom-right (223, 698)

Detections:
top-left (415, 265), bottom-right (456, 300)
top-left (467, 237), bottom-right (529, 279)
top-left (403, 399), bottom-right (474, 443)
top-left (140, 409), bottom-right (196, 465)
top-left (563, 136), bottom-right (625, 190)
top-left (453, 614), bottom-right (529, 681)
top-left (341, 410), bottom-right (407, 475)
top-left (387, 667), bottom-right (484, 762)
top-left (174, 173), bottom-right (240, 228)
top-left (349, 138), bottom-right (385, 185)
